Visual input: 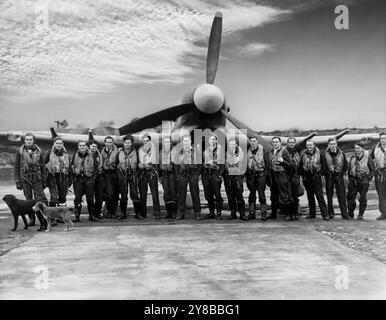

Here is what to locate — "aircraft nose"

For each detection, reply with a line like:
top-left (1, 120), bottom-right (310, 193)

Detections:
top-left (193, 84), bottom-right (224, 114)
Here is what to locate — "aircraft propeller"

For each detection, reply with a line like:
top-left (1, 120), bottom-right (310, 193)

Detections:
top-left (118, 11), bottom-right (269, 150)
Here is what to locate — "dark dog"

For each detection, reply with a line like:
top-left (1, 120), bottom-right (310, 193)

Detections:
top-left (2, 194), bottom-right (47, 231)
top-left (33, 202), bottom-right (74, 232)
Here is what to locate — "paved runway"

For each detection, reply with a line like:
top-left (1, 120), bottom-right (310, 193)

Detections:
top-left (1, 220), bottom-right (386, 299)
top-left (1, 170), bottom-right (386, 300)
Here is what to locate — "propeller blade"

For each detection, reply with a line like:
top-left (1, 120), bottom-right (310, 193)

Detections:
top-left (119, 103), bottom-right (194, 135)
top-left (220, 109), bottom-right (271, 150)
top-left (206, 12), bottom-right (222, 84)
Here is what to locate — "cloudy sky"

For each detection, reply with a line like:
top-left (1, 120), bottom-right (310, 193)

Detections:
top-left (0, 0), bottom-right (385, 132)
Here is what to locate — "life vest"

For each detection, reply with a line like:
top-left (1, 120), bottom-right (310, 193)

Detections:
top-left (19, 144), bottom-right (43, 173)
top-left (101, 145), bottom-right (118, 170)
top-left (117, 147), bottom-right (137, 171)
top-left (138, 142), bottom-right (157, 166)
top-left (270, 147), bottom-right (286, 172)
top-left (301, 147), bottom-right (321, 173)
top-left (325, 147), bottom-right (344, 173)
top-left (204, 144), bottom-right (224, 166)
top-left (91, 149), bottom-right (102, 173)
top-left (247, 144), bottom-right (265, 171)
top-left (226, 146), bottom-right (244, 175)
top-left (349, 151), bottom-right (370, 177)
top-left (45, 146), bottom-right (70, 175)
top-left (73, 150), bottom-right (94, 177)
top-left (286, 147), bottom-right (300, 167)
top-left (373, 143), bottom-right (386, 170)
top-left (175, 146), bottom-right (199, 169)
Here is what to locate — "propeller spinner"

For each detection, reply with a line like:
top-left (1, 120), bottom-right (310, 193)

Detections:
top-left (193, 83), bottom-right (224, 114)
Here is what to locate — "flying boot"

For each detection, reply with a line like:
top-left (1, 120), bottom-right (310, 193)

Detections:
top-left (227, 202), bottom-right (237, 220)
top-left (268, 202), bottom-right (278, 220)
top-left (261, 203), bottom-right (268, 221)
top-left (246, 202), bottom-right (256, 220)
top-left (164, 203), bottom-right (173, 219)
top-left (74, 205), bottom-right (82, 222)
top-left (215, 201), bottom-right (223, 220)
top-left (133, 202), bottom-right (144, 220)
top-left (238, 201), bottom-right (247, 221)
top-left (358, 202), bottom-right (367, 220)
top-left (205, 201), bottom-right (216, 219)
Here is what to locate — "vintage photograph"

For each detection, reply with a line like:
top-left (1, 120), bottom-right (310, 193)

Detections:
top-left (0, 0), bottom-right (385, 302)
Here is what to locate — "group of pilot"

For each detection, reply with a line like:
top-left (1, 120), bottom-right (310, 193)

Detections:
top-left (13, 131), bottom-right (386, 227)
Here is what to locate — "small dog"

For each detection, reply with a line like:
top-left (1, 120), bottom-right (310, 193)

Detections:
top-left (32, 202), bottom-right (74, 232)
top-left (2, 194), bottom-right (47, 231)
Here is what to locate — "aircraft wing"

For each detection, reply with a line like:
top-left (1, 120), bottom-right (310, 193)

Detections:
top-left (311, 133), bottom-right (379, 152)
top-left (0, 129), bottom-right (160, 154)
top-left (0, 130), bottom-right (53, 153)
top-left (0, 130), bottom-right (121, 154)
top-left (260, 132), bottom-right (380, 153)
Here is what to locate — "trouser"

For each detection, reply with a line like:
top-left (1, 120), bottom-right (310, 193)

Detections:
top-left (325, 173), bottom-right (347, 217)
top-left (47, 173), bottom-right (68, 206)
top-left (21, 179), bottom-right (47, 202)
top-left (159, 171), bottom-right (178, 209)
top-left (288, 174), bottom-right (301, 216)
top-left (347, 178), bottom-right (369, 216)
top-left (21, 177), bottom-right (47, 221)
top-left (176, 170), bottom-right (201, 217)
top-left (302, 173), bottom-right (328, 217)
top-left (139, 169), bottom-right (160, 217)
top-left (103, 170), bottom-right (119, 213)
top-left (270, 171), bottom-right (293, 216)
top-left (117, 170), bottom-right (141, 214)
top-left (94, 175), bottom-right (104, 216)
top-left (224, 175), bottom-right (245, 215)
top-left (246, 171), bottom-right (266, 205)
top-left (201, 171), bottom-right (223, 213)
top-left (375, 171), bottom-right (386, 215)
top-left (73, 175), bottom-right (95, 215)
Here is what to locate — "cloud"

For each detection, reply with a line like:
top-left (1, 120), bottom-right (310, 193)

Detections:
top-left (0, 0), bottom-right (289, 101)
top-left (237, 42), bottom-right (276, 57)
top-left (260, 0), bottom-right (372, 11)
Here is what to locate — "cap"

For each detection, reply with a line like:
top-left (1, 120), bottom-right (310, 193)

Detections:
top-left (354, 141), bottom-right (365, 148)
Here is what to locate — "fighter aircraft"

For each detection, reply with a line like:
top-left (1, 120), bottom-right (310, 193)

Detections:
top-left (0, 12), bottom-right (380, 155)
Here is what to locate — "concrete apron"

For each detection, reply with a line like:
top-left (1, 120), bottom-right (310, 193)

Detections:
top-left (1, 222), bottom-right (386, 300)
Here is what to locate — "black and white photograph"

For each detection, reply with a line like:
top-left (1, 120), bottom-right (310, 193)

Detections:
top-left (0, 0), bottom-right (385, 303)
